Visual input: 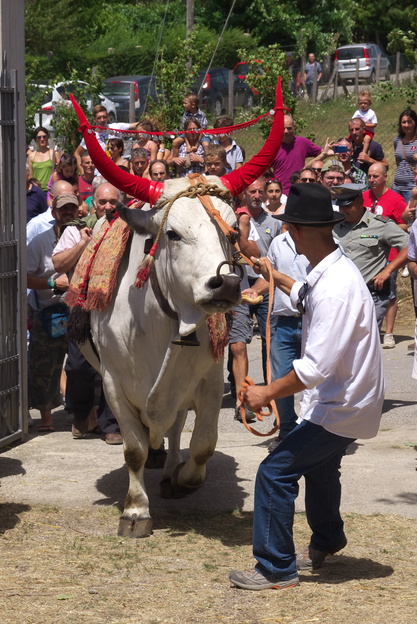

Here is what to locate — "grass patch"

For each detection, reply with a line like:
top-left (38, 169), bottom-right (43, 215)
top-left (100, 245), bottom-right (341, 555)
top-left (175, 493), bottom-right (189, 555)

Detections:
top-left (0, 504), bottom-right (416, 623)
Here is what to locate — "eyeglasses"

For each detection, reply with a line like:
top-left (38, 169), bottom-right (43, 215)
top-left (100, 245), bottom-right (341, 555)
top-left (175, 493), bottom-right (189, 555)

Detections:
top-left (266, 178), bottom-right (281, 184)
top-left (300, 177), bottom-right (315, 183)
top-left (311, 167), bottom-right (322, 172)
top-left (296, 283), bottom-right (308, 315)
top-left (36, 135), bottom-right (48, 139)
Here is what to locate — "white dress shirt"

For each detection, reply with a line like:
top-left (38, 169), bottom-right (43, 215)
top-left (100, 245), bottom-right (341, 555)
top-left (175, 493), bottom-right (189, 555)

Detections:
top-left (290, 246), bottom-right (385, 439)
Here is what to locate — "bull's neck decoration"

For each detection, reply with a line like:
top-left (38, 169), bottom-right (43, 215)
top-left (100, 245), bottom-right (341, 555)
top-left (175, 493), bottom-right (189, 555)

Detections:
top-left (69, 77), bottom-right (285, 204)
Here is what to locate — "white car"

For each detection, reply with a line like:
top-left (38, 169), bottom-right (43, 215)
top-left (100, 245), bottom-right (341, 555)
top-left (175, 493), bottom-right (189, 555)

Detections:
top-left (32, 80), bottom-right (117, 132)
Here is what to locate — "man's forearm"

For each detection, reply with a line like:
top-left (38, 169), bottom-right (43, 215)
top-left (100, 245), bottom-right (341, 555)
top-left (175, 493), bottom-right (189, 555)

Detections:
top-left (53, 241), bottom-right (86, 273)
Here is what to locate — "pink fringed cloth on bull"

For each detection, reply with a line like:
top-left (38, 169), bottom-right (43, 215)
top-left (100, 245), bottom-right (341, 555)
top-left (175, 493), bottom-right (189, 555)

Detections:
top-left (65, 216), bottom-right (131, 311)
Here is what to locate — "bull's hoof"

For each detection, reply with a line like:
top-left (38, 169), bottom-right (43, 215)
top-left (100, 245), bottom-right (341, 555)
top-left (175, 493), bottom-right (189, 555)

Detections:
top-left (160, 462), bottom-right (204, 499)
top-left (145, 445), bottom-right (167, 470)
top-left (118, 514), bottom-right (153, 538)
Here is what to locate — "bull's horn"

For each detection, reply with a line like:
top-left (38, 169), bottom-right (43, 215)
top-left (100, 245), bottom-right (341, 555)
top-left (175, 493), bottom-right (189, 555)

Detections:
top-left (220, 77), bottom-right (285, 196)
top-left (69, 94), bottom-right (163, 206)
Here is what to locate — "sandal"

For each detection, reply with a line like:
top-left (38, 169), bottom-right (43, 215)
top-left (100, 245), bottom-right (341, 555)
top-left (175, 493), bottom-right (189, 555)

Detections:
top-left (37, 424), bottom-right (55, 433)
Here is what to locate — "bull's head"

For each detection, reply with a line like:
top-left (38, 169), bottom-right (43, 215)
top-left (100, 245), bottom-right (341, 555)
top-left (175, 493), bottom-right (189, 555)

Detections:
top-left (117, 177), bottom-right (242, 336)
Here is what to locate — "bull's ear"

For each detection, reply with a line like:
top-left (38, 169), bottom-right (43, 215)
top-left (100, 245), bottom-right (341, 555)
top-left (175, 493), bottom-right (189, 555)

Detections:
top-left (117, 204), bottom-right (161, 236)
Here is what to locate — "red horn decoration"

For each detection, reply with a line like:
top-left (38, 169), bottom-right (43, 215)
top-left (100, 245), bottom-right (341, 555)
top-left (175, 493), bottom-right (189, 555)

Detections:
top-left (69, 94), bottom-right (163, 206)
top-left (220, 77), bottom-right (285, 196)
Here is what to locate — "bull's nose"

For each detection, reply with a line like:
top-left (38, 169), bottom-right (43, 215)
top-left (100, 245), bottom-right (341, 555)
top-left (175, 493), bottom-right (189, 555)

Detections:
top-left (208, 273), bottom-right (241, 303)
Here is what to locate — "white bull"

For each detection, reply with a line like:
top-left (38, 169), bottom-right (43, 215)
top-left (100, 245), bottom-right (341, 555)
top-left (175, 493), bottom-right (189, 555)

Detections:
top-left (70, 82), bottom-right (284, 536)
top-left (88, 179), bottom-right (239, 536)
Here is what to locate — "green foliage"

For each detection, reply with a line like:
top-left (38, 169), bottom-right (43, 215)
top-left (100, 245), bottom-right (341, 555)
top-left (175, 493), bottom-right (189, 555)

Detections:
top-left (373, 76), bottom-right (417, 110)
top-left (387, 7), bottom-right (417, 65)
top-left (146, 29), bottom-right (205, 131)
top-left (237, 44), bottom-right (297, 138)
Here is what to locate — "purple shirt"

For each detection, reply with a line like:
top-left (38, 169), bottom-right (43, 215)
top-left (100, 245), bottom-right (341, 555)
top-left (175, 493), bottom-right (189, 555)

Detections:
top-left (273, 135), bottom-right (322, 193)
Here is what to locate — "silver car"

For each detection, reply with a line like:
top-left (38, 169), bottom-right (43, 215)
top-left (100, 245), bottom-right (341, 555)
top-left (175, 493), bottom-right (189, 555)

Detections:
top-left (335, 44), bottom-right (391, 83)
top-left (33, 80), bottom-right (117, 132)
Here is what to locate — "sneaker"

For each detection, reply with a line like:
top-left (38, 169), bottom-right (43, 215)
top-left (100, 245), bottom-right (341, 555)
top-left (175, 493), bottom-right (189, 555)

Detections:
top-left (268, 435), bottom-right (283, 453)
top-left (234, 405), bottom-right (256, 423)
top-left (229, 568), bottom-right (299, 591)
top-left (296, 536), bottom-right (347, 570)
top-left (382, 333), bottom-right (395, 349)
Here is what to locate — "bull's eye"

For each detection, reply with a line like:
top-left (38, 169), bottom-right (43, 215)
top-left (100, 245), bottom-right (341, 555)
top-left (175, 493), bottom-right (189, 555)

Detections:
top-left (167, 230), bottom-right (181, 241)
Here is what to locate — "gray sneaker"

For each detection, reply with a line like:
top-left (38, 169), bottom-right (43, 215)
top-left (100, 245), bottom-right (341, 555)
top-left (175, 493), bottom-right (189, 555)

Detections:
top-left (230, 568), bottom-right (299, 591)
top-left (234, 405), bottom-right (256, 423)
top-left (296, 536), bottom-right (347, 570)
top-left (268, 435), bottom-right (283, 453)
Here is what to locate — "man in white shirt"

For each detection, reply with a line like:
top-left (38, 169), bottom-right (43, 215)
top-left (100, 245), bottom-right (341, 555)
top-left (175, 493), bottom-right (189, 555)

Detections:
top-left (230, 183), bottom-right (384, 591)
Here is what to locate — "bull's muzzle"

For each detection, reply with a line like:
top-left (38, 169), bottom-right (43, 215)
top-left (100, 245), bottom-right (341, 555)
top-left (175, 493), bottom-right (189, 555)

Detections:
top-left (208, 261), bottom-right (243, 303)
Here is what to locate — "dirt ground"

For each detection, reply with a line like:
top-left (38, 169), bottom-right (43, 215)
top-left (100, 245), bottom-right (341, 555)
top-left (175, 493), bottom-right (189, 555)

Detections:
top-left (1, 503), bottom-right (416, 624)
top-left (1, 276), bottom-right (416, 623)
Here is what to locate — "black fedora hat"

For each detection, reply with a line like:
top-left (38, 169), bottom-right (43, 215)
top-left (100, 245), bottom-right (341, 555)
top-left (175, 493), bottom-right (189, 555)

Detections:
top-left (278, 183), bottom-right (346, 226)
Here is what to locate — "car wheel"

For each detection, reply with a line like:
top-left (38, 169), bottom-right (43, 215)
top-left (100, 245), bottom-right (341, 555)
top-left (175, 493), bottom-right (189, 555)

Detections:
top-left (244, 93), bottom-right (254, 108)
top-left (213, 99), bottom-right (222, 117)
top-left (384, 68), bottom-right (391, 81)
top-left (369, 70), bottom-right (376, 84)
top-left (108, 112), bottom-right (116, 123)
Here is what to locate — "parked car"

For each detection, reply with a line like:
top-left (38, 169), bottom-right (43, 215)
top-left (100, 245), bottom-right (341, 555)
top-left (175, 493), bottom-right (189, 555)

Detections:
top-left (103, 76), bottom-right (158, 122)
top-left (233, 60), bottom-right (264, 95)
top-left (335, 44), bottom-right (391, 83)
top-left (33, 81), bottom-right (117, 131)
top-left (193, 67), bottom-right (255, 117)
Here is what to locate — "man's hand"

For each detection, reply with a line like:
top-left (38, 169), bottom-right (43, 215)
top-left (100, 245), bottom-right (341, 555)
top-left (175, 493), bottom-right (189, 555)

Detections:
top-left (322, 138), bottom-right (336, 157)
top-left (55, 274), bottom-right (70, 292)
top-left (250, 256), bottom-right (271, 280)
top-left (79, 226), bottom-right (93, 244)
top-left (241, 383), bottom-right (271, 412)
top-left (372, 268), bottom-right (390, 290)
top-left (357, 151), bottom-right (371, 163)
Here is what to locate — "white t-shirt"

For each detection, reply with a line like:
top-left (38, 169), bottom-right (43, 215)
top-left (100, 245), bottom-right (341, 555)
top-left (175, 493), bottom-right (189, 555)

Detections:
top-left (351, 108), bottom-right (378, 125)
top-left (290, 247), bottom-right (384, 439)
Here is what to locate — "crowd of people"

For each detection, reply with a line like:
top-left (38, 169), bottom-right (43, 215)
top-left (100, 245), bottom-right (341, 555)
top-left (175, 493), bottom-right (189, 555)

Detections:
top-left (25, 84), bottom-right (417, 590)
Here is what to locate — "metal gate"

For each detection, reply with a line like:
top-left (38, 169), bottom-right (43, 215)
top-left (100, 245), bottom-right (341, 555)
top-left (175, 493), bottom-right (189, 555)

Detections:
top-left (0, 63), bottom-right (27, 448)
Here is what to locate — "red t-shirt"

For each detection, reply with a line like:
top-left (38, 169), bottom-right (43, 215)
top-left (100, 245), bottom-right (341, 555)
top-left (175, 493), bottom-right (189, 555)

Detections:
top-left (78, 175), bottom-right (94, 202)
top-left (362, 188), bottom-right (406, 260)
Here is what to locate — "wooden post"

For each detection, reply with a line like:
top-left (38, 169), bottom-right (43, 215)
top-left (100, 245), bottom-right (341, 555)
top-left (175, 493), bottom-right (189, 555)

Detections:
top-left (395, 51), bottom-right (401, 86)
top-left (355, 58), bottom-right (359, 96)
top-left (129, 82), bottom-right (135, 123)
top-left (228, 70), bottom-right (234, 116)
top-left (376, 54), bottom-right (381, 82)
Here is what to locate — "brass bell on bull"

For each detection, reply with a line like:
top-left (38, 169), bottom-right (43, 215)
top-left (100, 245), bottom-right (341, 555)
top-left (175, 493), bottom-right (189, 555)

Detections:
top-left (171, 330), bottom-right (200, 347)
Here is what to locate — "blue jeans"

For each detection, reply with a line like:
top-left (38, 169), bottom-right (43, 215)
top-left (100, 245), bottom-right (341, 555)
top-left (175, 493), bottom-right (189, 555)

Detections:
top-left (249, 293), bottom-right (277, 383)
top-left (253, 420), bottom-right (355, 580)
top-left (270, 316), bottom-right (302, 437)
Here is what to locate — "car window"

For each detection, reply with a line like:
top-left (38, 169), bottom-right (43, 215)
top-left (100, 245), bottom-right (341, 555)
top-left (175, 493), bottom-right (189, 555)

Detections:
top-left (338, 48), bottom-right (365, 60)
top-left (103, 82), bottom-right (132, 97)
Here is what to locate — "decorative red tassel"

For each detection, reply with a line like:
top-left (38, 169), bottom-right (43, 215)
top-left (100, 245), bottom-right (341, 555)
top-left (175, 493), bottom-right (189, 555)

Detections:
top-left (135, 242), bottom-right (158, 288)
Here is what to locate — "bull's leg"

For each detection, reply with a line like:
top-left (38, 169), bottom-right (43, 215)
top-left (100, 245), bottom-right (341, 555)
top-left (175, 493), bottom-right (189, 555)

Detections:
top-left (102, 379), bottom-right (153, 537)
top-left (160, 409), bottom-right (187, 498)
top-left (165, 371), bottom-right (223, 498)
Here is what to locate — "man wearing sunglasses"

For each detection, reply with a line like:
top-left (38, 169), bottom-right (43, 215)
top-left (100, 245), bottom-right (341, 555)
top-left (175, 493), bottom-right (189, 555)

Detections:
top-left (230, 183), bottom-right (384, 591)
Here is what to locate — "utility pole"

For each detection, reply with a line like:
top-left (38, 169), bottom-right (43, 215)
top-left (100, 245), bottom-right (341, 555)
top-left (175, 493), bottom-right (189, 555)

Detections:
top-left (186, 0), bottom-right (194, 70)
